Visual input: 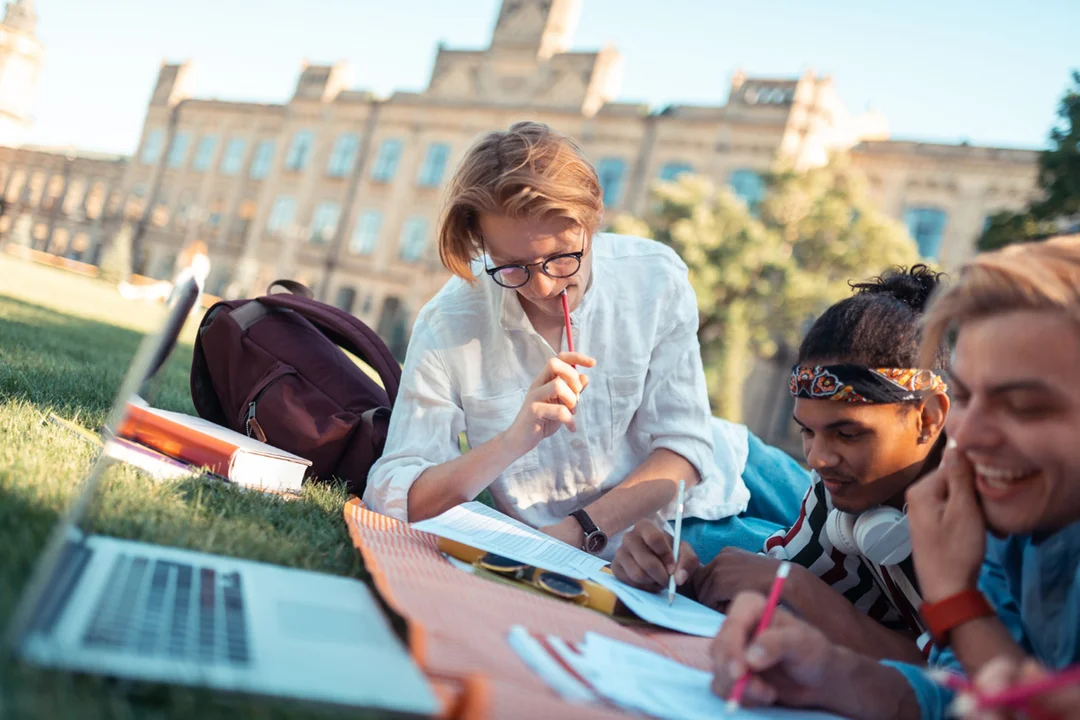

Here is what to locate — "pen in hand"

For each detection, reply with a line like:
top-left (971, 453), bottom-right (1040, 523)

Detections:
top-left (668, 478), bottom-right (686, 606)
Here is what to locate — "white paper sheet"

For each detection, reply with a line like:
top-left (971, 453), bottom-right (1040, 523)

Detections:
top-left (526, 630), bottom-right (848, 720)
top-left (411, 502), bottom-right (609, 580)
top-left (588, 570), bottom-right (725, 638)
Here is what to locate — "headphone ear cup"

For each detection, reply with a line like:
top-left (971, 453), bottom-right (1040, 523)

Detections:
top-left (854, 507), bottom-right (912, 566)
top-left (825, 509), bottom-right (860, 555)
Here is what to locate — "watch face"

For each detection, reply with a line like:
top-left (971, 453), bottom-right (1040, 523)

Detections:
top-left (584, 531), bottom-right (608, 555)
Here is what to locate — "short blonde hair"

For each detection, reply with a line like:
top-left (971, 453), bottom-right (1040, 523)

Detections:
top-left (437, 121), bottom-right (604, 282)
top-left (920, 236), bottom-right (1080, 366)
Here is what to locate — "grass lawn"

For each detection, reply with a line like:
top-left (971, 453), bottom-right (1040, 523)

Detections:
top-left (0, 254), bottom-right (382, 719)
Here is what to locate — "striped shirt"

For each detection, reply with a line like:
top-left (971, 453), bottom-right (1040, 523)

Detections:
top-left (763, 472), bottom-right (933, 655)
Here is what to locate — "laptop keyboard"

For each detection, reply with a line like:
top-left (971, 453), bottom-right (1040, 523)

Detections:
top-left (82, 553), bottom-right (250, 667)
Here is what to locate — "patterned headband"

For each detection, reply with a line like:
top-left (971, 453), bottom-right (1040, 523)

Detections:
top-left (789, 364), bottom-right (948, 404)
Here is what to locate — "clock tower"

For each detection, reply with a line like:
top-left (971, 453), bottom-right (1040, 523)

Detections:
top-left (490, 0), bottom-right (581, 59)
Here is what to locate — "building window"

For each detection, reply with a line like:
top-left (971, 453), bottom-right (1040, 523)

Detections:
top-left (266, 196), bottom-right (296, 235)
top-left (220, 138), bottom-right (247, 175)
top-left (284, 130), bottom-right (315, 171)
top-left (249, 140), bottom-right (275, 179)
top-left (658, 162), bottom-right (693, 182)
top-left (729, 169), bottom-right (766, 214)
top-left (398, 216), bottom-right (429, 261)
top-left (192, 135), bottom-right (218, 172)
top-left (371, 139), bottom-right (403, 182)
top-left (596, 157), bottom-right (627, 207)
top-left (417, 142), bottom-right (451, 187)
top-left (904, 206), bottom-right (948, 260)
top-left (327, 133), bottom-right (360, 178)
top-left (207, 197), bottom-right (226, 229)
top-left (309, 201), bottom-right (340, 244)
top-left (350, 210), bottom-right (382, 255)
top-left (62, 178), bottom-right (86, 215)
top-left (334, 287), bottom-right (357, 314)
top-left (141, 128), bottom-right (165, 165)
top-left (167, 132), bottom-right (190, 169)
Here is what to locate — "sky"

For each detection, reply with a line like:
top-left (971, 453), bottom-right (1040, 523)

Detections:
top-left (23, 0), bottom-right (1079, 156)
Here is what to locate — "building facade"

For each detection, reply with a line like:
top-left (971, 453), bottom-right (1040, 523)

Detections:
top-left (0, 0), bottom-right (1043, 440)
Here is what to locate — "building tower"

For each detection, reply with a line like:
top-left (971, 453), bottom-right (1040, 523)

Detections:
top-left (0, 0), bottom-right (43, 146)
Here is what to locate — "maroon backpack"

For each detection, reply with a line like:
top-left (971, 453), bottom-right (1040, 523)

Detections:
top-left (189, 280), bottom-right (401, 495)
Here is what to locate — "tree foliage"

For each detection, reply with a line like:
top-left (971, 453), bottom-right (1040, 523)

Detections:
top-left (612, 158), bottom-right (920, 420)
top-left (978, 71), bottom-right (1080, 251)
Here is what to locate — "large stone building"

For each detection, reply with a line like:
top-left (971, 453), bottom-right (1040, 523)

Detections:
top-left (0, 0), bottom-right (1043, 441)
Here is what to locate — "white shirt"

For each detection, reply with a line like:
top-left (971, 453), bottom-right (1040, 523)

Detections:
top-left (364, 233), bottom-right (749, 552)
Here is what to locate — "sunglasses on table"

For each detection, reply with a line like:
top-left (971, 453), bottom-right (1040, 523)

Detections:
top-left (475, 553), bottom-right (588, 603)
top-left (481, 230), bottom-right (587, 289)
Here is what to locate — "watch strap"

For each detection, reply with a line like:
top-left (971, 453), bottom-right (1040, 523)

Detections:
top-left (570, 509), bottom-right (600, 536)
top-left (920, 589), bottom-right (995, 646)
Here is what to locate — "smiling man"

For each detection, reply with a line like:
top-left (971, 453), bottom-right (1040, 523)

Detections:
top-left (708, 236), bottom-right (1080, 720)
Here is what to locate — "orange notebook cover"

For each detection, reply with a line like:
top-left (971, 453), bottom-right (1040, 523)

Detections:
top-left (117, 402), bottom-right (312, 491)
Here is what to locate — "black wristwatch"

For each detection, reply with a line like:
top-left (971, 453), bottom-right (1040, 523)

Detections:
top-left (570, 509), bottom-right (608, 555)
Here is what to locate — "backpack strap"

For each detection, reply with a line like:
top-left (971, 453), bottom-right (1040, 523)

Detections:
top-left (255, 293), bottom-right (401, 404)
top-left (266, 279), bottom-right (314, 299)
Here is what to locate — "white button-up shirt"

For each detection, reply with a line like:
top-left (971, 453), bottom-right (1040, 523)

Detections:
top-left (364, 233), bottom-right (749, 552)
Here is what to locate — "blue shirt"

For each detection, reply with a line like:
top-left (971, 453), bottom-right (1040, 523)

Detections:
top-left (884, 519), bottom-right (1080, 719)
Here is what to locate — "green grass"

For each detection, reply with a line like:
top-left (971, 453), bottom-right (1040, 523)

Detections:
top-left (0, 255), bottom-right (381, 719)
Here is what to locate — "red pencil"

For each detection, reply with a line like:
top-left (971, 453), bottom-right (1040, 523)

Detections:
top-left (726, 562), bottom-right (792, 711)
top-left (976, 664), bottom-right (1080, 713)
top-left (560, 289), bottom-right (574, 354)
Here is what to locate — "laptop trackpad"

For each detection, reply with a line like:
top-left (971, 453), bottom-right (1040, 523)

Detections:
top-left (276, 601), bottom-right (382, 646)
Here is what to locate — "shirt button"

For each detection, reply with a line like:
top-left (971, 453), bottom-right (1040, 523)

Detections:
top-left (571, 438), bottom-right (586, 451)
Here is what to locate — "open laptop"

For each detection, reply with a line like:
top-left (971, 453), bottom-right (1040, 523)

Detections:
top-left (4, 262), bottom-right (438, 717)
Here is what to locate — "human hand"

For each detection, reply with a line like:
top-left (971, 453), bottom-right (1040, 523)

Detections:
top-left (503, 352), bottom-right (596, 456)
top-left (539, 517), bottom-right (585, 549)
top-left (611, 519), bottom-right (699, 591)
top-left (692, 548), bottom-right (795, 612)
top-left (959, 656), bottom-right (1080, 719)
top-left (710, 591), bottom-right (846, 709)
top-left (906, 444), bottom-right (987, 603)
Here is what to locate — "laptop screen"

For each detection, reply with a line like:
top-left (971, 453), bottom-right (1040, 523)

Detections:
top-left (4, 262), bottom-right (206, 652)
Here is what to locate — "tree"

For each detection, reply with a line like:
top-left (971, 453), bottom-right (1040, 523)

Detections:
top-left (978, 71), bottom-right (1080, 251)
top-left (612, 158), bottom-right (919, 421)
top-left (99, 222), bottom-right (134, 285)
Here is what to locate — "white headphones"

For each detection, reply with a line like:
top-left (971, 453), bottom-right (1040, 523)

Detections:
top-left (825, 506), bottom-right (912, 566)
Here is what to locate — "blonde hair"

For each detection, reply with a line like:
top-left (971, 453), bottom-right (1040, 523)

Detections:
top-left (920, 235), bottom-right (1080, 366)
top-left (437, 121), bottom-right (604, 282)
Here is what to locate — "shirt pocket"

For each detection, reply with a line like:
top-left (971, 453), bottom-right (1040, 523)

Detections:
top-left (460, 389), bottom-right (540, 477)
top-left (607, 372), bottom-right (648, 449)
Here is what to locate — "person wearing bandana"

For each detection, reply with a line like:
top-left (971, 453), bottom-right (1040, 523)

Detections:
top-left (612, 265), bottom-right (950, 664)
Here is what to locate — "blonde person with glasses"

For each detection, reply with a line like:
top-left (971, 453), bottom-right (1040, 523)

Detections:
top-left (364, 122), bottom-right (806, 557)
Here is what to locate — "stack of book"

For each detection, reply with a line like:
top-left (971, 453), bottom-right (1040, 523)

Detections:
top-left (52, 403), bottom-right (312, 494)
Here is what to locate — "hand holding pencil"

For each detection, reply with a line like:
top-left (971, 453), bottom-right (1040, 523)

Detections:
top-left (708, 584), bottom-right (842, 712)
top-left (941, 657), bottom-right (1080, 720)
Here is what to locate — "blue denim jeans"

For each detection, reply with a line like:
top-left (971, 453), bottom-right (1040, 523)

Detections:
top-left (680, 431), bottom-right (809, 562)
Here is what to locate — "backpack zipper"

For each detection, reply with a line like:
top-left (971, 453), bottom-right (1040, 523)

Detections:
top-left (244, 402), bottom-right (268, 443)
top-left (242, 368), bottom-right (296, 443)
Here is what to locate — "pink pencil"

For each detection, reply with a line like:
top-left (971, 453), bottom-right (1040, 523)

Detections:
top-left (726, 562), bottom-right (792, 711)
top-left (975, 664), bottom-right (1080, 713)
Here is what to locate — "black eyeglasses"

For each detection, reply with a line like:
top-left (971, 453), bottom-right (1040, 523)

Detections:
top-left (481, 230), bottom-right (586, 289)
